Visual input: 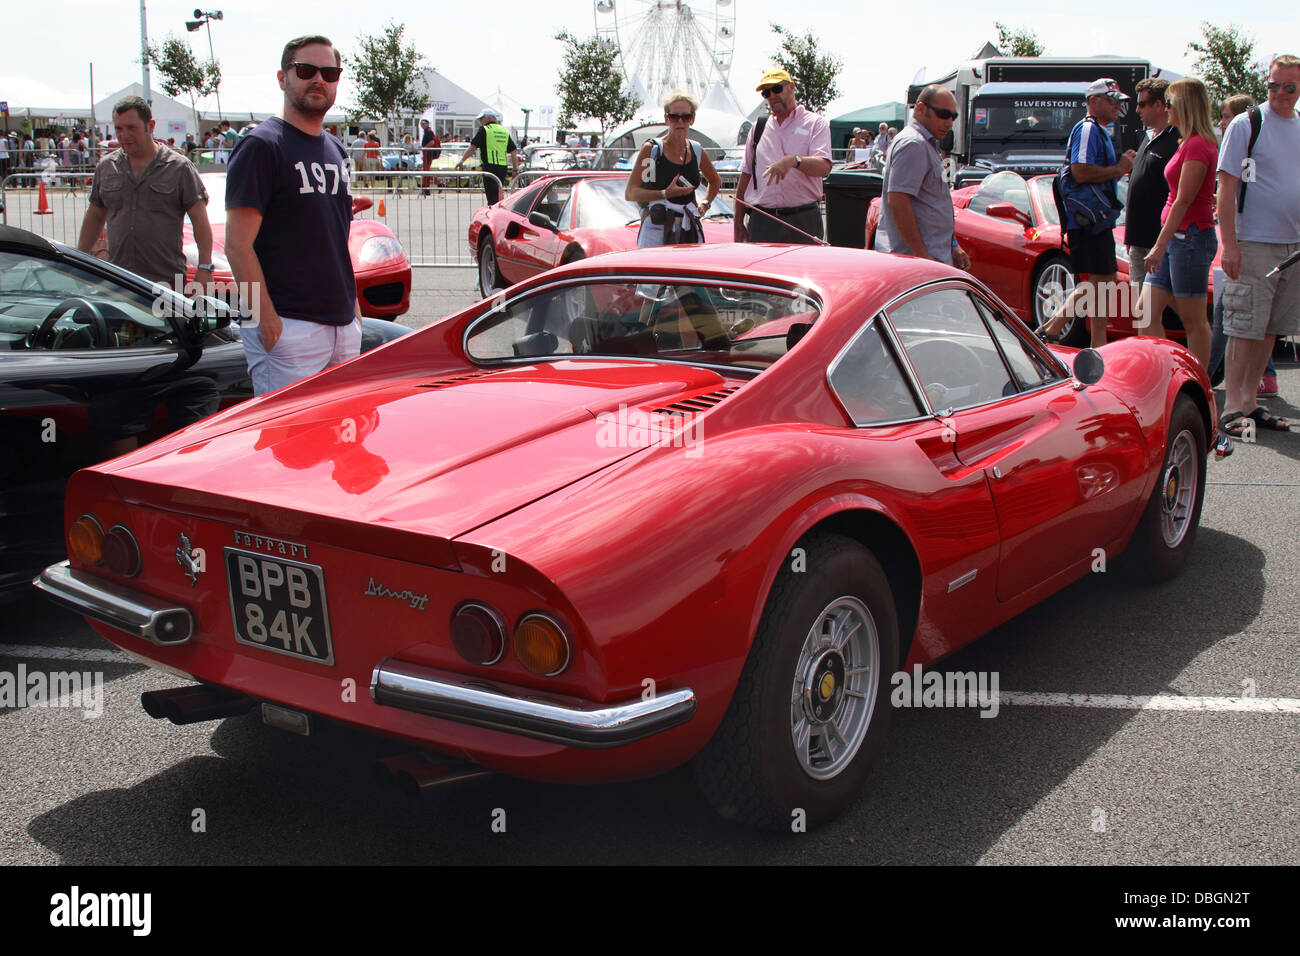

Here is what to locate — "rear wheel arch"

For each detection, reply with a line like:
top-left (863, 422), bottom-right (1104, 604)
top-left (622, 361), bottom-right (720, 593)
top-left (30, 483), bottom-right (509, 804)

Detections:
top-left (751, 506), bottom-right (922, 668)
top-left (1175, 380), bottom-right (1214, 449)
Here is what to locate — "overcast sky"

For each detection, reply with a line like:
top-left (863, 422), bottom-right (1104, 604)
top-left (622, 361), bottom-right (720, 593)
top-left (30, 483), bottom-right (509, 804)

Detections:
top-left (6, 1), bottom-right (1291, 122)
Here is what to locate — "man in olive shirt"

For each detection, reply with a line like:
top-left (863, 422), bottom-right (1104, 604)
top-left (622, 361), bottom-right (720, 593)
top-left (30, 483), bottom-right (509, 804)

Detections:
top-left (78, 95), bottom-right (213, 289)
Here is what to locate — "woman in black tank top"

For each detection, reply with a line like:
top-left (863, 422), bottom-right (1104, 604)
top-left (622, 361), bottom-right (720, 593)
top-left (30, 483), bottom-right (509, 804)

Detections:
top-left (625, 90), bottom-right (722, 247)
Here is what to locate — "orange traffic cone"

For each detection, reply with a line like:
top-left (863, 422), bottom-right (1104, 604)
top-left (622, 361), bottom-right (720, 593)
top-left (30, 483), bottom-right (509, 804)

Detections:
top-left (377, 198), bottom-right (386, 217)
top-left (34, 181), bottom-right (53, 215)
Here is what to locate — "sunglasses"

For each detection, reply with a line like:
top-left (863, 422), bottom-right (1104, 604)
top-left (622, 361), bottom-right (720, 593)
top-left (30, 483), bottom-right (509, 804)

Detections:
top-left (288, 62), bottom-right (343, 82)
top-left (1136, 98), bottom-right (1163, 108)
top-left (1267, 81), bottom-right (1298, 94)
top-left (760, 83), bottom-right (787, 98)
top-left (665, 111), bottom-right (695, 121)
top-left (925, 104), bottom-right (958, 120)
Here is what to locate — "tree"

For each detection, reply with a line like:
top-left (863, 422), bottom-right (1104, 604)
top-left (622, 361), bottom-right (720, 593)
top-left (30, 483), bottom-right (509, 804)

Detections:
top-left (994, 22), bottom-right (1045, 57)
top-left (347, 21), bottom-right (431, 139)
top-left (146, 35), bottom-right (221, 134)
top-left (1187, 22), bottom-right (1268, 104)
top-left (769, 24), bottom-right (841, 113)
top-left (553, 30), bottom-right (639, 141)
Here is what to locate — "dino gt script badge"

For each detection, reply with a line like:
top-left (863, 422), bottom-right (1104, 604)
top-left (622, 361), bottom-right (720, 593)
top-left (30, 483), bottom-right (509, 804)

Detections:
top-left (176, 532), bottom-right (201, 587)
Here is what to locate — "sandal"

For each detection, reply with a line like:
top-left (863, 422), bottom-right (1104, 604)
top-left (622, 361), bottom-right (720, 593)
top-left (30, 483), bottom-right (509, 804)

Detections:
top-left (1219, 410), bottom-right (1249, 437)
top-left (1248, 407), bottom-right (1291, 431)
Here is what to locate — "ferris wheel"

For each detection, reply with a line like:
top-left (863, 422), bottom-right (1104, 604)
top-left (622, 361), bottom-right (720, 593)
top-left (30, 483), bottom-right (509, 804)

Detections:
top-left (594, 0), bottom-right (737, 111)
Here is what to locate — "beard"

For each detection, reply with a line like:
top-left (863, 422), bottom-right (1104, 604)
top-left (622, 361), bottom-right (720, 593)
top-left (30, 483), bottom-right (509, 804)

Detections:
top-left (288, 85), bottom-right (335, 119)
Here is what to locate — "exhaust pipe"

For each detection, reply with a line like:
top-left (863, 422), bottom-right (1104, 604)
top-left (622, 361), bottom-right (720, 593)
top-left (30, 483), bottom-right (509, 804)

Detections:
top-left (373, 753), bottom-right (492, 797)
top-left (141, 685), bottom-right (254, 725)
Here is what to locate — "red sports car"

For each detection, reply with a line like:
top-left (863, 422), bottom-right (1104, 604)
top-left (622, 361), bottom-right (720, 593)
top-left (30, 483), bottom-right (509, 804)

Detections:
top-left (38, 244), bottom-right (1216, 830)
top-left (867, 171), bottom-right (1214, 348)
top-left (468, 172), bottom-right (736, 294)
top-left (182, 172), bottom-right (412, 318)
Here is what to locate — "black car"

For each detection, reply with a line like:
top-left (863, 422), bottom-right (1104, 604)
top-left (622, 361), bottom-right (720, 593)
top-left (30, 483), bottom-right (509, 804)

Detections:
top-left (0, 225), bottom-right (408, 599)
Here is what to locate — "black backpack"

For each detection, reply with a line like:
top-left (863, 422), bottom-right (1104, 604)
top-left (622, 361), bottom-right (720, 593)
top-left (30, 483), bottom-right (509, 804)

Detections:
top-left (1053, 118), bottom-right (1122, 237)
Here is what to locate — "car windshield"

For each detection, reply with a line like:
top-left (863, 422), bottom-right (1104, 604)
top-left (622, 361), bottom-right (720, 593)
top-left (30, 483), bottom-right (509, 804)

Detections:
top-left (576, 177), bottom-right (734, 229)
top-left (971, 98), bottom-right (1086, 140)
top-left (1031, 175), bottom-right (1128, 227)
top-left (465, 278), bottom-right (817, 372)
top-left (202, 173), bottom-right (227, 225)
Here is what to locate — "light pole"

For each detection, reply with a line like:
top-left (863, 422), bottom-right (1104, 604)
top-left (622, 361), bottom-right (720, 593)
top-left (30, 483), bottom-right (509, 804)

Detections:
top-left (185, 9), bottom-right (223, 122)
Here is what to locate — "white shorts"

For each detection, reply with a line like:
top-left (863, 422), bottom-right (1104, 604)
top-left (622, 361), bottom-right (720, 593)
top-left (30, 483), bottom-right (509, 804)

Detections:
top-left (243, 315), bottom-right (362, 396)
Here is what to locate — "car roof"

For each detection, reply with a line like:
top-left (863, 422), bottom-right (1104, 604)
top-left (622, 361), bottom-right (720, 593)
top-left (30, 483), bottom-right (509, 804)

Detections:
top-left (548, 244), bottom-right (959, 317)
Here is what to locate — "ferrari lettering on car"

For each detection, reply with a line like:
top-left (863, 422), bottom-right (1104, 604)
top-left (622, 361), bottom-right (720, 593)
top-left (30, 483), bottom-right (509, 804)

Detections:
top-left (37, 242), bottom-right (1218, 830)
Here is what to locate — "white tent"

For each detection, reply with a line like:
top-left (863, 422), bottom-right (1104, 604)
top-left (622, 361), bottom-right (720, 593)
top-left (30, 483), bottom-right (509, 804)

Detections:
top-left (0, 75), bottom-right (92, 121)
top-left (95, 83), bottom-right (203, 141)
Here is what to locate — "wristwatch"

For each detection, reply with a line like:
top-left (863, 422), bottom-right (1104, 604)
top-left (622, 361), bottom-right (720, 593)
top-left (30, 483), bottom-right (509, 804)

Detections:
top-left (196, 263), bottom-right (213, 270)
top-left (795, 155), bottom-right (802, 168)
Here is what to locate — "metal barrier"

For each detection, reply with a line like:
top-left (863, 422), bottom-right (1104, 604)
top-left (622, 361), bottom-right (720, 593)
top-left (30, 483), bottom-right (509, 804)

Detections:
top-left (1, 172), bottom-right (97, 247)
top-left (349, 170), bottom-right (504, 268)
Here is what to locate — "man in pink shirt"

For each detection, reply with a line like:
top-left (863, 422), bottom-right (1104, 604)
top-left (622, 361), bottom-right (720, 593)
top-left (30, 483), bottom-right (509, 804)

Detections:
top-left (734, 68), bottom-right (832, 243)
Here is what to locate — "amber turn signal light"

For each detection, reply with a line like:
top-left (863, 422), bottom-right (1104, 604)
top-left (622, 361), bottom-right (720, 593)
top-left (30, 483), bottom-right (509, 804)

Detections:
top-left (513, 613), bottom-right (571, 676)
top-left (450, 602), bottom-right (507, 666)
top-left (69, 515), bottom-right (105, 565)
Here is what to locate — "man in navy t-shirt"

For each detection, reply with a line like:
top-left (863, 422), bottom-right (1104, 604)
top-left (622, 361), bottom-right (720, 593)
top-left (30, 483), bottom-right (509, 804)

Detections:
top-left (225, 34), bottom-right (360, 396)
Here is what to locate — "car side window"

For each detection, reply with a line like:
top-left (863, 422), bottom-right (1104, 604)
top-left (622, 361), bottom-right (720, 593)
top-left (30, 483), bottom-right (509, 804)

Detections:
top-left (507, 182), bottom-right (544, 216)
top-left (828, 315), bottom-right (925, 425)
top-left (889, 288), bottom-right (1018, 410)
top-left (969, 295), bottom-right (1061, 389)
top-left (0, 251), bottom-right (178, 351)
top-left (533, 182), bottom-right (573, 226)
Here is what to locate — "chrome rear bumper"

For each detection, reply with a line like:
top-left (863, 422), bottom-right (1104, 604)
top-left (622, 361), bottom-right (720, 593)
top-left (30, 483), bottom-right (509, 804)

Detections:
top-left (370, 658), bottom-right (696, 749)
top-left (35, 561), bottom-right (194, 646)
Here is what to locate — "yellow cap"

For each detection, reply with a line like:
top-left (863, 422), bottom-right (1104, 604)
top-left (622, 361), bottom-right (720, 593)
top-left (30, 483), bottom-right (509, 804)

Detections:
top-left (756, 68), bottom-right (793, 92)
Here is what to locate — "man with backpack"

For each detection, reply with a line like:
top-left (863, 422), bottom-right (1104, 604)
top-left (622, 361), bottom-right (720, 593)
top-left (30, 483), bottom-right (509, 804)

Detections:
top-left (1039, 79), bottom-right (1137, 347)
top-left (1215, 55), bottom-right (1300, 436)
top-left (734, 68), bottom-right (832, 244)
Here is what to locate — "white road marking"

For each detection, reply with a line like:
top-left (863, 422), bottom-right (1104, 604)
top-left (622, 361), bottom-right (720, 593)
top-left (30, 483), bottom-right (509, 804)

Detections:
top-left (0, 644), bottom-right (135, 665)
top-left (999, 691), bottom-right (1300, 714)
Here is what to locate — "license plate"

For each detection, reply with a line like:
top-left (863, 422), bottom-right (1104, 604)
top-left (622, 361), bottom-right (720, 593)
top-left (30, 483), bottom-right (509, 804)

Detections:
top-left (225, 548), bottom-right (334, 666)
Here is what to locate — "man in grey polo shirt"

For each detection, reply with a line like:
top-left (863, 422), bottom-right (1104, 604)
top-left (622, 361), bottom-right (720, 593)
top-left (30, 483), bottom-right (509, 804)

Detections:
top-left (77, 95), bottom-right (212, 289)
top-left (876, 85), bottom-right (970, 268)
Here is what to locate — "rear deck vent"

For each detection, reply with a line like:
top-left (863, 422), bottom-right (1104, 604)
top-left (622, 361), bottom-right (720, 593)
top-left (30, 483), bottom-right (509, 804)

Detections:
top-left (417, 370), bottom-right (500, 389)
top-left (652, 384), bottom-right (742, 417)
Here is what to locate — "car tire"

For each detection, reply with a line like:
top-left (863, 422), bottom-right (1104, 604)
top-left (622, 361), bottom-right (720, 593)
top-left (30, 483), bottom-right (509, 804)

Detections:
top-left (1032, 254), bottom-right (1087, 346)
top-left (1120, 395), bottom-right (1206, 583)
top-left (478, 235), bottom-right (502, 295)
top-left (693, 532), bottom-right (898, 831)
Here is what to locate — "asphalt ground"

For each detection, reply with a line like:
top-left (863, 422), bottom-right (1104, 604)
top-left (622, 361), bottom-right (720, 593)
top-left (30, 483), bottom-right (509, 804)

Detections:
top-left (1, 267), bottom-right (1296, 862)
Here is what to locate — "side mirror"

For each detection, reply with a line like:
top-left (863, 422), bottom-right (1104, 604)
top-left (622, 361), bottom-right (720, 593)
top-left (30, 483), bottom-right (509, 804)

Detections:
top-left (985, 202), bottom-right (1032, 228)
top-left (188, 296), bottom-right (235, 336)
top-left (1072, 348), bottom-right (1104, 386)
top-left (528, 211), bottom-right (558, 232)
top-left (352, 195), bottom-right (374, 214)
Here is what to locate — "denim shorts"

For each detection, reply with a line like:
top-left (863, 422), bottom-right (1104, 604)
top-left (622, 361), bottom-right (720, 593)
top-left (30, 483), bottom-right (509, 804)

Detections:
top-left (1145, 222), bottom-right (1217, 297)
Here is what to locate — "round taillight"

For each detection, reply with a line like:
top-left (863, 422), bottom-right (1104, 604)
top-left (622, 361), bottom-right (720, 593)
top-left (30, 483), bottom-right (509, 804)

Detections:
top-left (69, 515), bottom-right (105, 565)
top-left (102, 524), bottom-right (142, 577)
top-left (450, 603), bottom-right (506, 665)
top-left (512, 613), bottom-right (571, 676)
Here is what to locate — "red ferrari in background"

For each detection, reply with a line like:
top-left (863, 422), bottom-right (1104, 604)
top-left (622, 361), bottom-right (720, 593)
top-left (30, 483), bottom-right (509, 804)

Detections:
top-left (468, 172), bottom-right (736, 294)
top-left (867, 171), bottom-right (1214, 348)
top-left (182, 172), bottom-right (412, 318)
top-left (39, 243), bottom-right (1217, 829)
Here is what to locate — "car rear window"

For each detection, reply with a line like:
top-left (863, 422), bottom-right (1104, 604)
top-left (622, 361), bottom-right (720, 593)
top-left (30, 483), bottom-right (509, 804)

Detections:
top-left (465, 278), bottom-right (817, 372)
